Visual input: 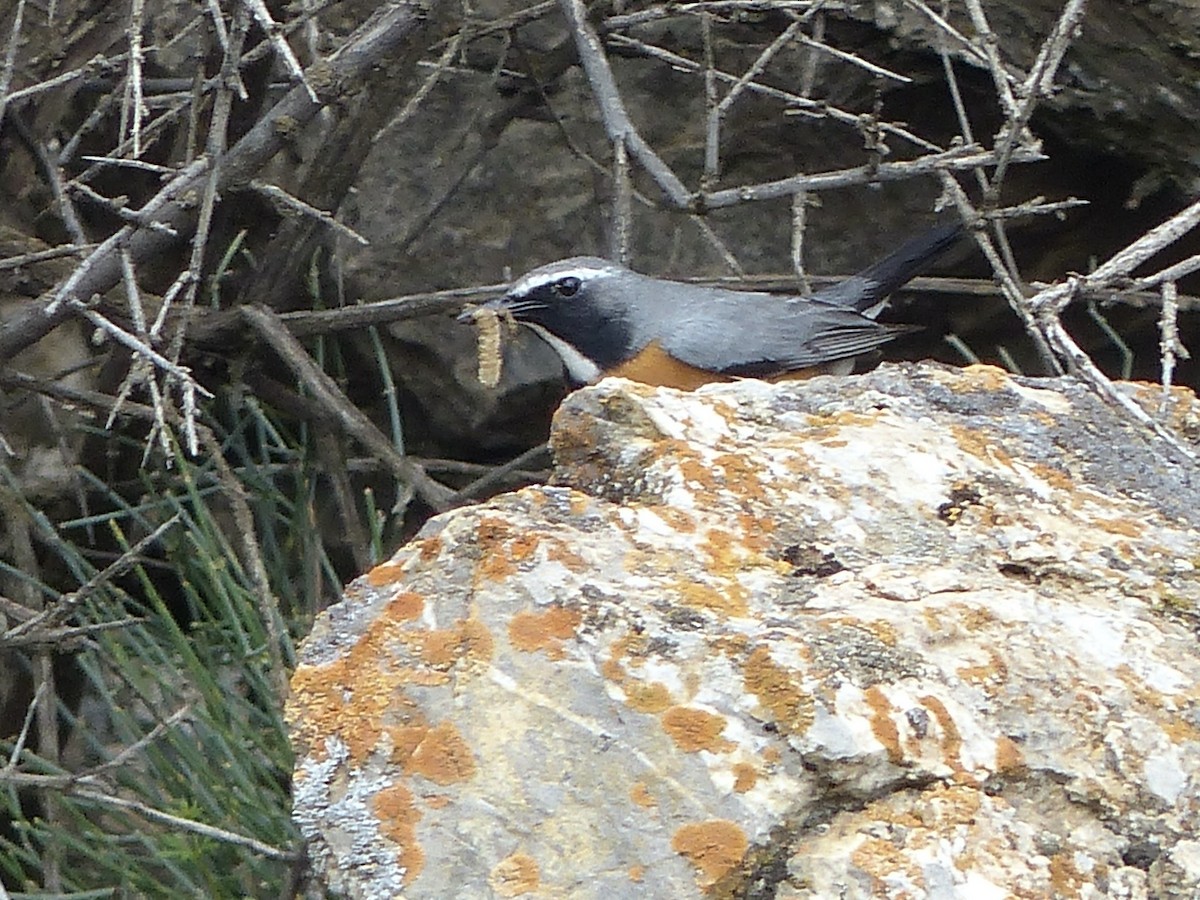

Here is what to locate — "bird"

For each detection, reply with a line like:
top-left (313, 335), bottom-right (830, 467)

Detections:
top-left (460, 224), bottom-right (963, 391)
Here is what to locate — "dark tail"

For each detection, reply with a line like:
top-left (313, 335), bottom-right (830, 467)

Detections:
top-left (815, 223), bottom-right (964, 313)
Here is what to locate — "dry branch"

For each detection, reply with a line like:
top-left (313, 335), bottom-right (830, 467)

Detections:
top-left (0, 1), bottom-right (456, 363)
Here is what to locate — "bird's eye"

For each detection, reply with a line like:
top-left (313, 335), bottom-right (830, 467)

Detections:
top-left (555, 277), bottom-right (581, 297)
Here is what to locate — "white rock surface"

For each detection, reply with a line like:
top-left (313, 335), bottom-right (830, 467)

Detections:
top-left (289, 363), bottom-right (1200, 898)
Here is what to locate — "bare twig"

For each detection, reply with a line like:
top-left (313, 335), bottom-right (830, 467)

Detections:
top-left (449, 443), bottom-right (552, 506)
top-left (1158, 281), bottom-right (1189, 406)
top-left (247, 180), bottom-right (369, 245)
top-left (989, 0), bottom-right (1088, 188)
top-left (73, 788), bottom-right (296, 860)
top-left (70, 299), bottom-right (214, 399)
top-left (5, 111), bottom-right (89, 244)
top-left (605, 1), bottom-right (838, 31)
top-left (5, 514), bottom-right (183, 641)
top-left (195, 421), bottom-right (290, 698)
top-left (611, 138), bottom-right (633, 263)
top-left (240, 305), bottom-right (455, 511)
top-left (376, 24), bottom-right (466, 140)
top-left (204, 0), bottom-right (231, 55)
top-left (958, 0), bottom-right (1023, 121)
top-left (936, 172), bottom-right (1061, 373)
top-left (790, 191), bottom-right (813, 294)
top-left (901, 0), bottom-right (1005, 77)
top-left (0, 1), bottom-right (454, 364)
top-left (702, 11), bottom-right (718, 184)
top-left (559, 0), bottom-right (691, 206)
top-left (793, 29), bottom-right (911, 83)
top-left (69, 180), bottom-right (178, 235)
top-left (1021, 198), bottom-right (1200, 458)
top-left (72, 97), bottom-right (192, 180)
top-left (0, 243), bottom-right (93, 271)
top-left (608, 33), bottom-right (944, 153)
top-left (122, 0), bottom-right (148, 157)
top-left (703, 143), bottom-right (1043, 209)
top-left (242, 0), bottom-right (318, 102)
top-left (0, 0), bottom-right (26, 136)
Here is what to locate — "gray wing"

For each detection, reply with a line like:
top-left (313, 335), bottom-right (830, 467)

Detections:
top-left (639, 279), bottom-right (913, 377)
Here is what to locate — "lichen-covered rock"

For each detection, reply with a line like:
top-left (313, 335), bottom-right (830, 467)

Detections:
top-left (287, 363), bottom-right (1200, 899)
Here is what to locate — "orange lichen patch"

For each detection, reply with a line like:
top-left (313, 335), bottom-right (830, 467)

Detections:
top-left (920, 695), bottom-right (964, 773)
top-left (407, 721), bottom-right (477, 785)
top-left (702, 528), bottom-right (739, 569)
top-left (289, 596), bottom-right (426, 762)
top-left (417, 536), bottom-right (443, 562)
top-left (925, 782), bottom-right (984, 825)
top-left (829, 616), bottom-right (898, 648)
top-left (960, 363), bottom-right (1010, 391)
top-left (661, 706), bottom-right (733, 753)
top-left (1027, 461), bottom-right (1074, 492)
top-left (628, 864), bottom-right (645, 882)
top-left (701, 526), bottom-right (777, 578)
top-left (671, 820), bottom-right (749, 886)
top-left (509, 532), bottom-right (542, 562)
top-left (805, 409), bottom-right (878, 430)
top-left (623, 680), bottom-right (673, 714)
top-left (508, 606), bottom-right (582, 658)
top-left (863, 686), bottom-right (903, 764)
top-left (1094, 517), bottom-right (1143, 537)
top-left (479, 550), bottom-right (516, 581)
top-left (489, 852), bottom-right (540, 897)
top-left (712, 453), bottom-right (768, 501)
top-left (711, 634), bottom-right (753, 662)
top-left (959, 648), bottom-right (1010, 694)
top-left (475, 516), bottom-right (519, 582)
top-left (476, 516), bottom-right (514, 546)
top-left (732, 762), bottom-right (758, 793)
top-left (416, 617), bottom-right (494, 670)
top-left (545, 539), bottom-right (587, 572)
top-left (372, 782), bottom-right (425, 884)
top-left (1048, 851), bottom-right (1085, 896)
top-left (1112, 664), bottom-right (1200, 740)
top-left (679, 457), bottom-right (719, 492)
top-left (654, 505), bottom-right (698, 533)
top-left (1151, 383), bottom-right (1200, 431)
top-left (630, 781), bottom-right (657, 809)
top-left (675, 579), bottom-right (748, 616)
top-left (603, 637), bottom-right (677, 713)
top-left (742, 646), bottom-right (814, 734)
top-left (850, 836), bottom-right (920, 889)
top-left (600, 656), bottom-right (626, 683)
top-left (366, 561), bottom-right (407, 586)
top-left (386, 721), bottom-right (432, 768)
top-left (950, 423), bottom-right (1013, 468)
top-left (993, 736), bottom-right (1025, 774)
top-left (735, 513), bottom-right (775, 552)
top-left (605, 632), bottom-right (652, 668)
top-left (384, 591), bottom-right (424, 622)
top-left (956, 606), bottom-right (1000, 632)
top-left (1162, 712), bottom-right (1200, 744)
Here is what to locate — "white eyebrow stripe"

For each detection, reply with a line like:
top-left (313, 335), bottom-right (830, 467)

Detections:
top-left (511, 266), bottom-right (615, 295)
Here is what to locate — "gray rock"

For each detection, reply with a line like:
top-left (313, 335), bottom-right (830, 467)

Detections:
top-left (289, 363), bottom-right (1200, 898)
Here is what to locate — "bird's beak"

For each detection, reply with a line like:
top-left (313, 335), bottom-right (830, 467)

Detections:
top-left (456, 295), bottom-right (510, 324)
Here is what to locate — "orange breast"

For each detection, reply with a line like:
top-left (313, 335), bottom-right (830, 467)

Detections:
top-left (604, 341), bottom-right (821, 390)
